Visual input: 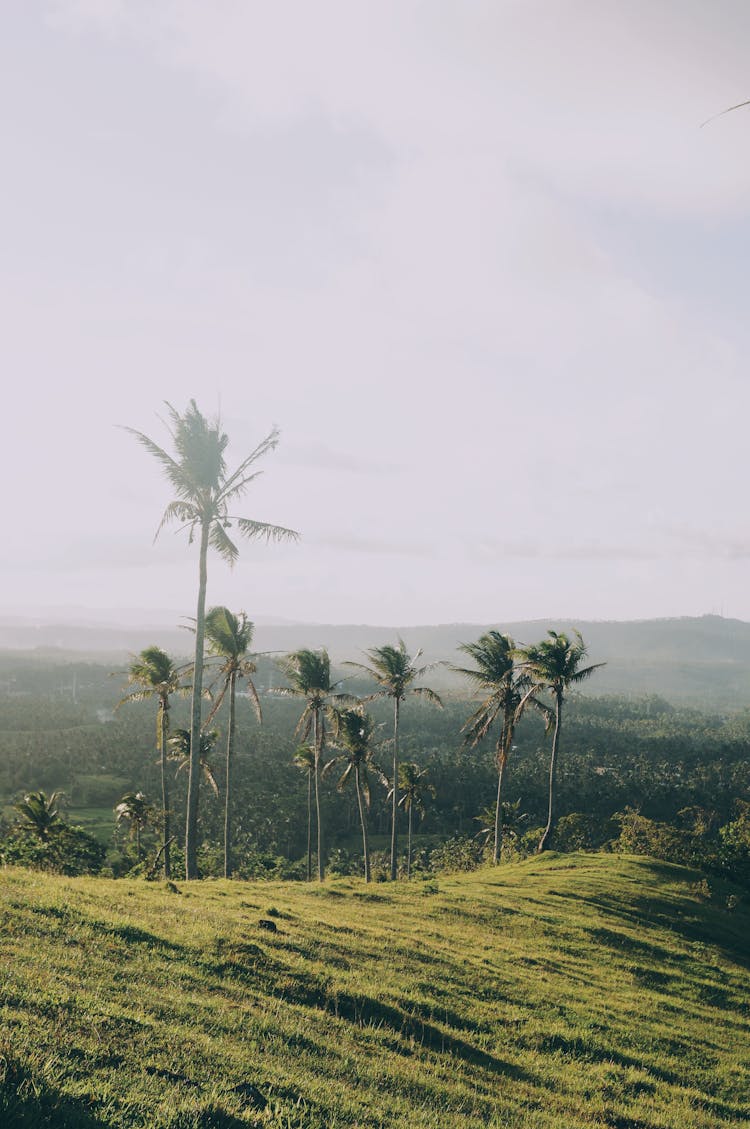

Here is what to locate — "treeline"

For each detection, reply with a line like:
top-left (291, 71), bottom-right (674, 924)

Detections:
top-left (1, 656), bottom-right (749, 885)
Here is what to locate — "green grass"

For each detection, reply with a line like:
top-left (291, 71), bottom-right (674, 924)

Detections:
top-left (0, 854), bottom-right (747, 1128)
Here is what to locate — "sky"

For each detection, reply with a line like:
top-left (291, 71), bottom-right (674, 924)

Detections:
top-left (3, 0), bottom-right (750, 627)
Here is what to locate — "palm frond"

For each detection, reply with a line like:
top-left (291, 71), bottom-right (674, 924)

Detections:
top-left (411, 686), bottom-right (443, 707)
top-left (122, 428), bottom-right (194, 498)
top-left (701, 100), bottom-right (750, 128)
top-left (209, 521), bottom-right (240, 566)
top-left (242, 676), bottom-right (262, 723)
top-left (219, 427), bottom-right (281, 496)
top-left (155, 500), bottom-right (200, 540)
top-left (568, 662), bottom-right (606, 684)
top-left (203, 680), bottom-right (229, 727)
top-left (235, 517), bottom-right (299, 543)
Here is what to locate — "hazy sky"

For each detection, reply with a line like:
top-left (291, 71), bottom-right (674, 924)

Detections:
top-left (4, 1), bottom-right (750, 626)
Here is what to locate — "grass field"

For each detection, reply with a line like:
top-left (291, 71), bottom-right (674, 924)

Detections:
top-left (0, 854), bottom-right (747, 1128)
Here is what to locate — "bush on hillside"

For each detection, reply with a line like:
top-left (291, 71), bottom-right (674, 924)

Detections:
top-left (0, 821), bottom-right (105, 876)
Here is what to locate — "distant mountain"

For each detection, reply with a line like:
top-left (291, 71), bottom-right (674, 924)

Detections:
top-left (1, 613), bottom-right (750, 709)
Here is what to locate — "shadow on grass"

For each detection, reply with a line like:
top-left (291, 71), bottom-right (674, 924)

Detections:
top-left (0, 1059), bottom-right (106, 1128)
top-left (294, 981), bottom-right (532, 1079)
top-left (558, 882), bottom-right (750, 972)
top-left (530, 1034), bottom-right (682, 1086)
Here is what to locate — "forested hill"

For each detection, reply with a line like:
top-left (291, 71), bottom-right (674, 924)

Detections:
top-left (2, 613), bottom-right (750, 708)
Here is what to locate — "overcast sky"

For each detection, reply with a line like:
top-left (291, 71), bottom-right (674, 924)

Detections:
top-left (3, 1), bottom-right (750, 626)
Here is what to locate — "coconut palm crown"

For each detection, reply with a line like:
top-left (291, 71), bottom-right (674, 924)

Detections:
top-left (14, 790), bottom-right (64, 842)
top-left (126, 400), bottom-right (298, 879)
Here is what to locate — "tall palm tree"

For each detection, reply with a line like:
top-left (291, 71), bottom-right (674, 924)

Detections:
top-left (389, 762), bottom-right (433, 878)
top-left (119, 646), bottom-right (183, 878)
top-left (114, 791), bottom-right (151, 861)
top-left (452, 632), bottom-right (541, 865)
top-left (14, 790), bottom-right (64, 842)
top-left (518, 630), bottom-right (604, 853)
top-left (292, 744), bottom-right (316, 882)
top-left (202, 607), bottom-right (261, 879)
top-left (324, 707), bottom-right (377, 883)
top-left (346, 640), bottom-right (442, 880)
top-left (276, 649), bottom-right (343, 881)
top-left (127, 400), bottom-right (298, 879)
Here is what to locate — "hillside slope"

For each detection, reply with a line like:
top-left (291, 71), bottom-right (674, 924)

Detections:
top-left (0, 855), bottom-right (747, 1128)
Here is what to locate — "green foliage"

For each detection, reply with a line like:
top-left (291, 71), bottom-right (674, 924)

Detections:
top-left (0, 822), bottom-right (105, 875)
top-left (428, 834), bottom-right (485, 873)
top-left (13, 790), bottom-right (64, 841)
top-left (553, 811), bottom-right (617, 852)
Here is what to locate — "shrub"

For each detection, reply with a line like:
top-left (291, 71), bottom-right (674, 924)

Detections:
top-left (429, 835), bottom-right (484, 873)
top-left (0, 823), bottom-right (105, 876)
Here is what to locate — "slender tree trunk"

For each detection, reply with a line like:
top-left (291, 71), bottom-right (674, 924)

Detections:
top-left (313, 708), bottom-right (324, 881)
top-left (186, 519), bottom-right (209, 880)
top-left (407, 804), bottom-right (412, 879)
top-left (493, 751), bottom-right (504, 866)
top-left (306, 769), bottom-right (312, 882)
top-left (136, 824), bottom-right (141, 862)
top-left (355, 765), bottom-right (371, 883)
top-left (538, 691), bottom-right (562, 853)
top-left (390, 696), bottom-right (400, 881)
top-left (160, 697), bottom-right (171, 879)
top-left (224, 672), bottom-right (236, 879)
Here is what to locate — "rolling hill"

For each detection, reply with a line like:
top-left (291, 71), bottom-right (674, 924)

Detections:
top-left (0, 854), bottom-right (747, 1127)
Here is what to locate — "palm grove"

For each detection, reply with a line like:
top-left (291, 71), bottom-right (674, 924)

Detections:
top-left (106, 401), bottom-right (605, 882)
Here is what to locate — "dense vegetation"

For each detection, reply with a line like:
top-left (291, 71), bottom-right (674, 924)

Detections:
top-left (0, 651), bottom-right (748, 886)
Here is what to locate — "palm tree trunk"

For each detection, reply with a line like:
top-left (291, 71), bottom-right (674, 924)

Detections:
top-left (493, 749), bottom-right (504, 866)
top-left (538, 692), bottom-right (562, 853)
top-left (355, 765), bottom-right (371, 883)
top-left (390, 696), bottom-right (400, 881)
top-left (306, 770), bottom-right (312, 882)
top-left (313, 708), bottom-right (324, 881)
top-left (224, 672), bottom-right (236, 879)
top-left (186, 519), bottom-right (210, 880)
top-left (160, 697), bottom-right (171, 879)
top-left (136, 824), bottom-right (141, 862)
top-left (407, 804), bottom-right (412, 879)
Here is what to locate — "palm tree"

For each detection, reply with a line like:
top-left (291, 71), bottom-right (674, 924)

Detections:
top-left (518, 630), bottom-right (604, 853)
top-left (119, 646), bottom-right (183, 878)
top-left (324, 707), bottom-right (377, 883)
top-left (168, 728), bottom-right (221, 800)
top-left (202, 607), bottom-right (261, 879)
top-left (389, 762), bottom-right (433, 878)
top-left (292, 744), bottom-right (316, 882)
top-left (474, 798), bottom-right (528, 856)
top-left (114, 791), bottom-right (151, 861)
top-left (346, 640), bottom-right (442, 880)
top-left (127, 400), bottom-right (298, 879)
top-left (276, 649), bottom-right (343, 881)
top-left (452, 632), bottom-right (541, 865)
top-left (14, 790), bottom-right (64, 842)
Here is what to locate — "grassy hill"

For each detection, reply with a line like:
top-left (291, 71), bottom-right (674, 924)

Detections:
top-left (0, 855), bottom-right (747, 1128)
